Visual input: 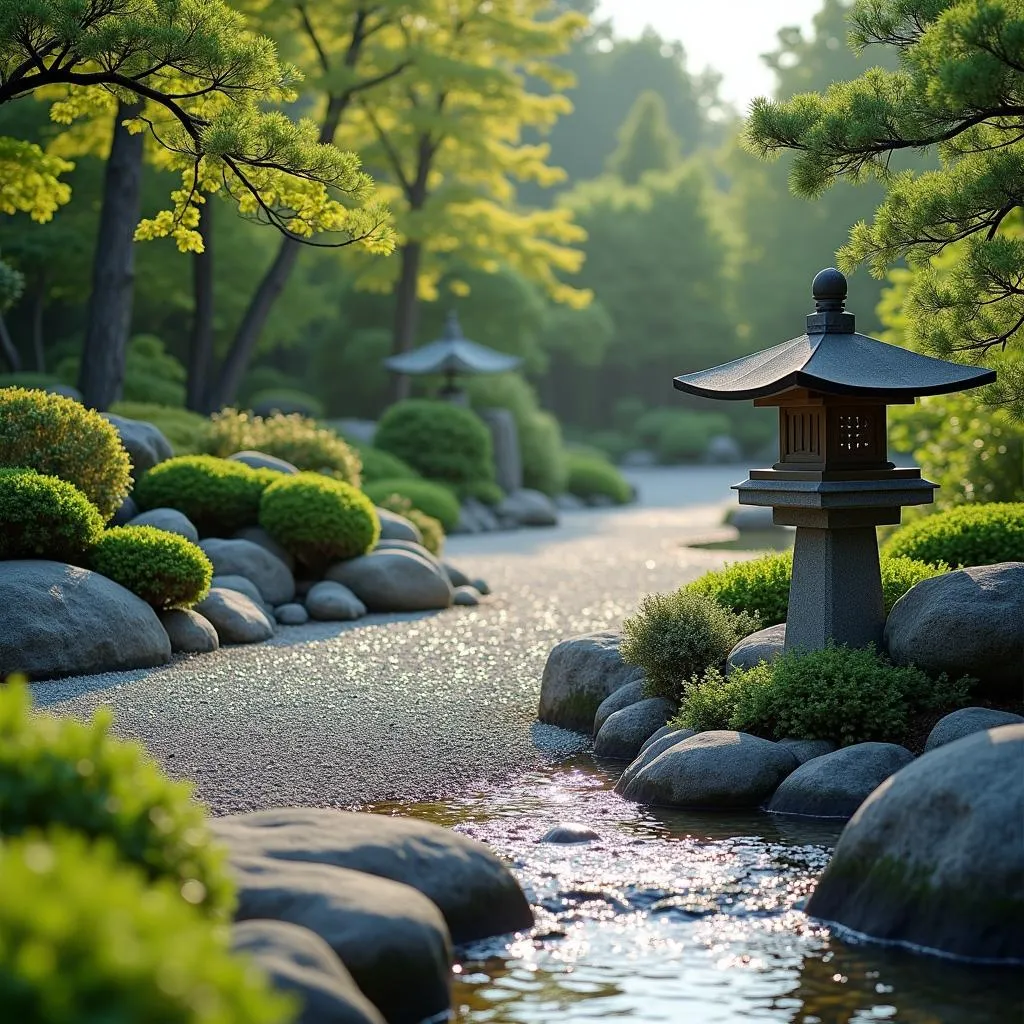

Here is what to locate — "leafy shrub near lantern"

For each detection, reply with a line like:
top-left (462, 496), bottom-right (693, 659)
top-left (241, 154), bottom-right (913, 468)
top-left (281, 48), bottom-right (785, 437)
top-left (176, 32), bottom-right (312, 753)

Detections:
top-left (882, 502), bottom-right (1024, 568)
top-left (674, 645), bottom-right (973, 746)
top-left (259, 472), bottom-right (380, 570)
top-left (0, 387), bottom-right (131, 520)
top-left (621, 589), bottom-right (760, 703)
top-left (204, 409), bottom-right (361, 486)
top-left (0, 831), bottom-right (294, 1024)
top-left (0, 468), bottom-right (103, 561)
top-left (374, 399), bottom-right (495, 491)
top-left (0, 682), bottom-right (234, 920)
top-left (375, 494), bottom-right (445, 556)
top-left (565, 452), bottom-right (632, 504)
top-left (133, 455), bottom-right (269, 536)
top-left (88, 526), bottom-right (212, 609)
top-left (363, 477), bottom-right (461, 533)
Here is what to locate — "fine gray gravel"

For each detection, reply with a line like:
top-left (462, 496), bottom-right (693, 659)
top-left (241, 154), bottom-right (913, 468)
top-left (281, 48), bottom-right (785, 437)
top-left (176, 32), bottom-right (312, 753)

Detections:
top-left (31, 467), bottom-right (753, 813)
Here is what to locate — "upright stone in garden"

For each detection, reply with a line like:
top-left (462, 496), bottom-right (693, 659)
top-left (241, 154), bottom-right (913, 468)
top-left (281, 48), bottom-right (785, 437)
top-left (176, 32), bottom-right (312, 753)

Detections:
top-left (673, 269), bottom-right (995, 651)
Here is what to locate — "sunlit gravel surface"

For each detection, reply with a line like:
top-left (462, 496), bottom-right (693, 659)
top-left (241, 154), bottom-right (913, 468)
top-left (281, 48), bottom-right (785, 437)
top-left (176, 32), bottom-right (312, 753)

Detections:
top-left (30, 467), bottom-right (748, 812)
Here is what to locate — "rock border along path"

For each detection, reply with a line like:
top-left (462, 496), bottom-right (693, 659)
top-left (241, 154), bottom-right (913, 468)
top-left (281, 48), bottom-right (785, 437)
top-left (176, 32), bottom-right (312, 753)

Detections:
top-left (29, 467), bottom-right (746, 813)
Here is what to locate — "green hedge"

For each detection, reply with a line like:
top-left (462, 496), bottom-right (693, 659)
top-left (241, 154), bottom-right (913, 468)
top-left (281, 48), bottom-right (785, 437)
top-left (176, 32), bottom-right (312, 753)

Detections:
top-left (363, 477), bottom-right (461, 533)
top-left (349, 442), bottom-right (421, 484)
top-left (565, 452), bottom-right (632, 504)
top-left (133, 455), bottom-right (270, 536)
top-left (259, 473), bottom-right (380, 569)
top-left (0, 830), bottom-right (294, 1024)
top-left (0, 682), bottom-right (234, 920)
top-left (375, 399), bottom-right (495, 491)
top-left (882, 502), bottom-right (1024, 568)
top-left (675, 645), bottom-right (973, 746)
top-left (0, 468), bottom-right (103, 561)
top-left (633, 408), bottom-right (732, 464)
top-left (88, 526), bottom-right (212, 609)
top-left (0, 387), bottom-right (131, 520)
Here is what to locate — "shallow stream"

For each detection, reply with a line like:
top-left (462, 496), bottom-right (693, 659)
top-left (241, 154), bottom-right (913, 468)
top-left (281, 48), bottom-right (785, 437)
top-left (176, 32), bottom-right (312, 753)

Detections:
top-left (373, 758), bottom-right (1022, 1024)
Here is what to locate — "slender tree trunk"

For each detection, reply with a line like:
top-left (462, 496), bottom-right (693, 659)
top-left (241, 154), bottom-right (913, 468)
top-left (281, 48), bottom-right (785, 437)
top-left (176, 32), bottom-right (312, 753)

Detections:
top-left (187, 201), bottom-right (216, 412)
top-left (31, 278), bottom-right (45, 372)
top-left (389, 240), bottom-right (423, 403)
top-left (0, 312), bottom-right (19, 372)
top-left (77, 100), bottom-right (145, 410)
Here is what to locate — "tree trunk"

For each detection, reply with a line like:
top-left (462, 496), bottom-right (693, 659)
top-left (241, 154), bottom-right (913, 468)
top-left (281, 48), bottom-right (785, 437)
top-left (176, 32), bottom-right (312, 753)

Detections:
top-left (0, 312), bottom-right (19, 372)
top-left (31, 278), bottom-right (45, 372)
top-left (187, 201), bottom-right (216, 412)
top-left (77, 100), bottom-right (145, 410)
top-left (389, 240), bottom-right (423, 403)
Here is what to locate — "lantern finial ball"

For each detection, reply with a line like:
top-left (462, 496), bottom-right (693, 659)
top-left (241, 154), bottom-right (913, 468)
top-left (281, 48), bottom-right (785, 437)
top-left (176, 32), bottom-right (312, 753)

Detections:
top-left (812, 267), bottom-right (847, 310)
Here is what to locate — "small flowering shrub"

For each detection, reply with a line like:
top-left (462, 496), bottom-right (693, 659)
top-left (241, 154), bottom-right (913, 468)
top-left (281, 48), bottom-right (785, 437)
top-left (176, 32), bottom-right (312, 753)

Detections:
top-left (882, 502), bottom-right (1024, 568)
top-left (0, 468), bottom-right (103, 561)
top-left (88, 525), bottom-right (212, 609)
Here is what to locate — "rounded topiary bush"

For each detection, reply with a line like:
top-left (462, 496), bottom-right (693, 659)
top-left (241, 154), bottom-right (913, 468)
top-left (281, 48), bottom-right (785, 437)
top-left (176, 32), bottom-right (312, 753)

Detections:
top-left (0, 830), bottom-right (294, 1024)
top-left (88, 525), bottom-right (212, 609)
top-left (0, 386), bottom-right (131, 520)
top-left (882, 502), bottom-right (1024, 567)
top-left (133, 455), bottom-right (268, 536)
top-left (204, 409), bottom-right (361, 486)
top-left (351, 442), bottom-right (420, 484)
top-left (363, 477), bottom-right (461, 532)
top-left (0, 468), bottom-right (104, 562)
top-left (374, 399), bottom-right (495, 490)
top-left (259, 472), bottom-right (380, 569)
top-left (565, 452), bottom-right (632, 504)
top-left (0, 682), bottom-right (235, 919)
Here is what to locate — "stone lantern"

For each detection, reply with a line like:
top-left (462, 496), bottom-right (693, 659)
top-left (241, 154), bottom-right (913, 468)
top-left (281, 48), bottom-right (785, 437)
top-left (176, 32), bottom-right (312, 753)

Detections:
top-left (674, 268), bottom-right (996, 651)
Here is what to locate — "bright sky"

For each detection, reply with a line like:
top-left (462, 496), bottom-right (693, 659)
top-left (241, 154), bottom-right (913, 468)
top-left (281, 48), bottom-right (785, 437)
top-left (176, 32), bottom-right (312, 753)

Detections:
top-left (595, 0), bottom-right (824, 110)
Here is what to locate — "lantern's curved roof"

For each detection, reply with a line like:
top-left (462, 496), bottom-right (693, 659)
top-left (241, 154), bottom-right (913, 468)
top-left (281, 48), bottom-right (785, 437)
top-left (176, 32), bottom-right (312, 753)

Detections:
top-left (674, 269), bottom-right (996, 401)
top-left (384, 311), bottom-right (521, 376)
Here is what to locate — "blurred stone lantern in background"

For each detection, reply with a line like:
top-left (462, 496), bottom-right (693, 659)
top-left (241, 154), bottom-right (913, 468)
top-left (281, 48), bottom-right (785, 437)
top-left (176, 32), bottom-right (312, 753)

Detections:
top-left (384, 310), bottom-right (525, 492)
top-left (674, 268), bottom-right (995, 651)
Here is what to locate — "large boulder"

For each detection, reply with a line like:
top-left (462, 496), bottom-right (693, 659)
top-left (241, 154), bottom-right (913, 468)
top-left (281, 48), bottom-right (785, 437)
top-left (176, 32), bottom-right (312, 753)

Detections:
top-left (196, 587), bottom-right (275, 645)
top-left (305, 581), bottom-right (367, 622)
top-left (200, 538), bottom-right (296, 606)
top-left (766, 742), bottom-right (914, 820)
top-left (211, 574), bottom-right (268, 610)
top-left (233, 525), bottom-right (296, 573)
top-left (727, 623), bottom-right (787, 674)
top-left (375, 508), bottom-right (422, 545)
top-left (110, 495), bottom-right (138, 526)
top-left (884, 562), bottom-right (1024, 695)
top-left (103, 413), bottom-right (173, 478)
top-left (325, 550), bottom-right (452, 613)
top-left (620, 731), bottom-right (798, 808)
top-left (806, 724), bottom-right (1024, 961)
top-left (593, 698), bottom-right (674, 761)
top-left (777, 738), bottom-right (837, 765)
top-left (231, 920), bottom-right (385, 1024)
top-left (593, 678), bottom-right (646, 735)
top-left (127, 507), bottom-right (199, 544)
top-left (159, 608), bottom-right (219, 654)
top-left (374, 538), bottom-right (443, 569)
top-left (925, 706), bottom-right (1024, 752)
top-left (211, 807), bottom-right (532, 944)
top-left (497, 489), bottom-right (559, 528)
top-left (538, 631), bottom-right (643, 732)
top-left (0, 561), bottom-right (171, 679)
top-left (228, 450), bottom-right (299, 475)
top-left (614, 728), bottom-right (696, 795)
top-left (229, 855), bottom-right (450, 1024)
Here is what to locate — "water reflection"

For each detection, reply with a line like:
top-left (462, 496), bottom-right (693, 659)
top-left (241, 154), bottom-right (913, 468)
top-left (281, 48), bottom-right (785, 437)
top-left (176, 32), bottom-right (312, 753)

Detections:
top-left (370, 759), bottom-right (1023, 1023)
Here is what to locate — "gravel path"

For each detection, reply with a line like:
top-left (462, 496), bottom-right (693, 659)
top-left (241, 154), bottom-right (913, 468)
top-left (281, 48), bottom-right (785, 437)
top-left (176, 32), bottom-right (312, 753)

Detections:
top-left (31, 466), bottom-right (750, 813)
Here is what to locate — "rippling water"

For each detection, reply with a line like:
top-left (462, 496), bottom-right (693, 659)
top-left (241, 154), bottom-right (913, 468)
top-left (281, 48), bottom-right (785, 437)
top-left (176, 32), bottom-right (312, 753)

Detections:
top-left (371, 759), bottom-right (1023, 1024)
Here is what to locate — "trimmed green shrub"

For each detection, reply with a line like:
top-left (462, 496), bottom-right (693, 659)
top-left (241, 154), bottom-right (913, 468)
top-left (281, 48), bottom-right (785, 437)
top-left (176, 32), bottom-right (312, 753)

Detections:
top-left (364, 477), bottom-right (461, 532)
top-left (0, 387), bottom-right (131, 520)
top-left (0, 830), bottom-right (295, 1023)
top-left (461, 478), bottom-right (505, 505)
top-left (88, 526), bottom-right (212, 609)
top-left (565, 452), bottom-right (632, 504)
top-left (621, 590), bottom-right (760, 703)
top-left (375, 399), bottom-right (495, 490)
top-left (249, 388), bottom-right (325, 419)
top-left (260, 472), bottom-right (379, 569)
top-left (350, 442), bottom-right (421, 484)
top-left (0, 468), bottom-right (103, 561)
top-left (882, 502), bottom-right (1024, 568)
top-left (0, 682), bottom-right (235, 919)
top-left (110, 401), bottom-right (208, 455)
top-left (59, 334), bottom-right (187, 407)
top-left (688, 552), bottom-right (947, 626)
top-left (204, 410), bottom-right (361, 486)
top-left (633, 407), bottom-right (731, 464)
top-left (375, 495), bottom-right (445, 556)
top-left (133, 455), bottom-right (269, 536)
top-left (674, 645), bottom-right (973, 746)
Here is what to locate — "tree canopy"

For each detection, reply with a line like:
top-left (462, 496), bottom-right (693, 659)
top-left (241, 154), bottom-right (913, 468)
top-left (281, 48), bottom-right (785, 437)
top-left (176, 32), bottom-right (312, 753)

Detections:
top-left (606, 90), bottom-right (681, 184)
